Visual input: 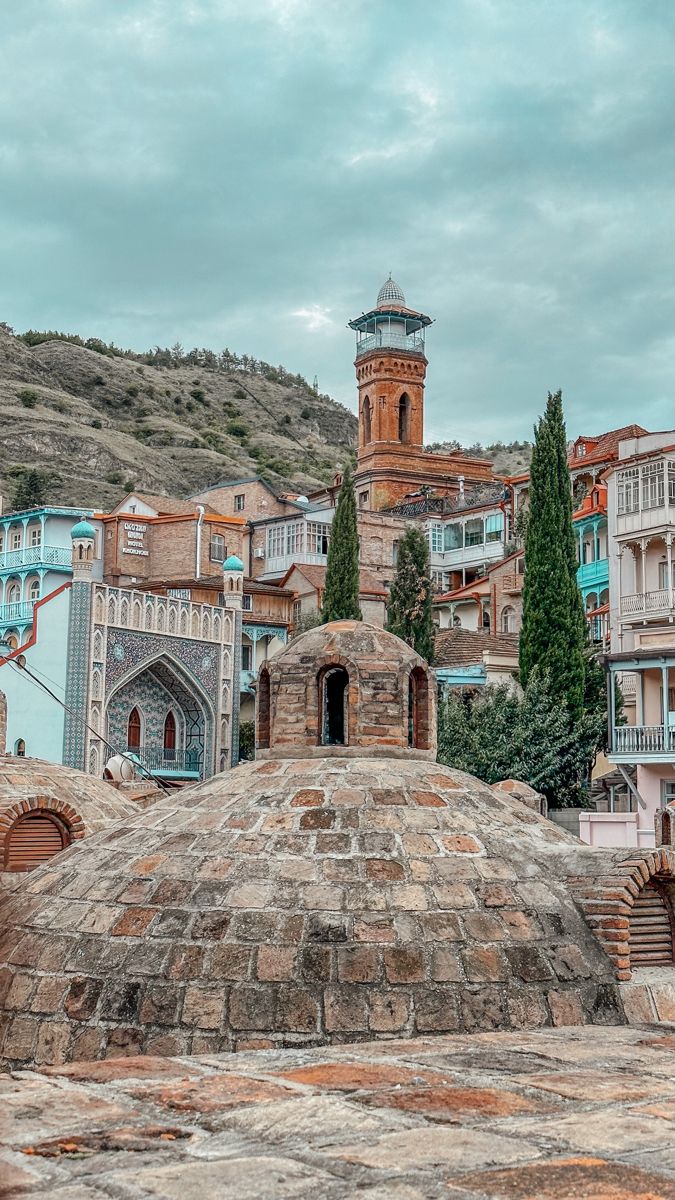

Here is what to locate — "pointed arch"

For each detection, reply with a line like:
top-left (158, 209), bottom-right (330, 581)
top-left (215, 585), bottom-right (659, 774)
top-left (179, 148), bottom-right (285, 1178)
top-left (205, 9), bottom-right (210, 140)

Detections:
top-left (408, 665), bottom-right (431, 750)
top-left (318, 665), bottom-right (349, 746)
top-left (363, 394), bottom-right (372, 445)
top-left (398, 392), bottom-right (411, 443)
top-left (127, 706), bottom-right (142, 749)
top-left (257, 665), bottom-right (271, 750)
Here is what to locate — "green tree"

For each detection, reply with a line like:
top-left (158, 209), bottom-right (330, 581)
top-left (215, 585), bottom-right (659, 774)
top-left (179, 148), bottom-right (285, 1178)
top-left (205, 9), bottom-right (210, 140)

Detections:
top-left (11, 469), bottom-right (49, 512)
top-left (321, 461), bottom-right (361, 623)
top-left (519, 391), bottom-right (586, 721)
top-left (386, 526), bottom-right (435, 662)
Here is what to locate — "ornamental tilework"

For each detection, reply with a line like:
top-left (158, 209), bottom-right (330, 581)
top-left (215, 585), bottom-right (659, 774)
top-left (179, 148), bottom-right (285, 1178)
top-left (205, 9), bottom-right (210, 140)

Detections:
top-left (103, 630), bottom-right (220, 696)
top-left (62, 581), bottom-right (93, 770)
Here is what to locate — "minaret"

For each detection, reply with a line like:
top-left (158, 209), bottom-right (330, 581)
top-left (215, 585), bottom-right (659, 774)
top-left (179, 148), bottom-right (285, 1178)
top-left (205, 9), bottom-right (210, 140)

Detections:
top-left (349, 277), bottom-right (432, 456)
top-left (222, 554), bottom-right (244, 768)
top-left (62, 518), bottom-right (96, 770)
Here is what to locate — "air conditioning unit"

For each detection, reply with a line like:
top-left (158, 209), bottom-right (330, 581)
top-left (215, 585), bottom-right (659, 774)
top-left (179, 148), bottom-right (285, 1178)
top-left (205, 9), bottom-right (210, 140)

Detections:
top-left (254, 548), bottom-right (265, 559)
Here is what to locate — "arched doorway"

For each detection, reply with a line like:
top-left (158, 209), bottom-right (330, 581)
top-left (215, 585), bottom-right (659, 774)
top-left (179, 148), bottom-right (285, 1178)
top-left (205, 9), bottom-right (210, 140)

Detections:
top-left (127, 707), bottom-right (142, 750)
top-left (257, 667), bottom-right (271, 749)
top-left (163, 711), bottom-right (177, 761)
top-left (5, 812), bottom-right (68, 872)
top-left (319, 666), bottom-right (348, 746)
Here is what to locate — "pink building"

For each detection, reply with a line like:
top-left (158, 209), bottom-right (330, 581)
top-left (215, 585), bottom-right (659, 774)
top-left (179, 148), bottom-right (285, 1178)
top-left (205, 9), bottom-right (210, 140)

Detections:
top-left (603, 431), bottom-right (675, 848)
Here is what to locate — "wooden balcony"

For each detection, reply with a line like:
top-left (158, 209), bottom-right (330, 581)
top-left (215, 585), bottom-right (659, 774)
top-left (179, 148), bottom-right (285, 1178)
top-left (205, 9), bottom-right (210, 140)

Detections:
top-left (501, 573), bottom-right (523, 595)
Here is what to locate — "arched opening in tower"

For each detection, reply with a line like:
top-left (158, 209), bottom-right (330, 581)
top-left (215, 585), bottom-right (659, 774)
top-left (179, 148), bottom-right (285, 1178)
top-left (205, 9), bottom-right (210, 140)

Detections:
top-left (408, 666), bottom-right (431, 749)
top-left (257, 667), bottom-right (271, 749)
top-left (398, 393), bottom-right (411, 443)
top-left (363, 396), bottom-right (372, 445)
top-left (319, 666), bottom-right (349, 746)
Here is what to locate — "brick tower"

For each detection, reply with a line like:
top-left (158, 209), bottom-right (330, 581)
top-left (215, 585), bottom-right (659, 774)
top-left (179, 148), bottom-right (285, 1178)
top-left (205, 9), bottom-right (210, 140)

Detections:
top-left (349, 278), bottom-right (493, 511)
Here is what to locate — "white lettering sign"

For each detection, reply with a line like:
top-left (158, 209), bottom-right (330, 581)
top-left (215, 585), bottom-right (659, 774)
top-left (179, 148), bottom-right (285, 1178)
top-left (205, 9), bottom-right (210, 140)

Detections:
top-left (122, 547), bottom-right (150, 557)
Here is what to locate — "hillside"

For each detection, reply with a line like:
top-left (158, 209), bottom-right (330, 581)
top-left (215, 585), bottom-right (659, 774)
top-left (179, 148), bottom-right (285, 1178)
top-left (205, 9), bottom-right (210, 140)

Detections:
top-left (428, 439), bottom-right (533, 477)
top-left (0, 328), bottom-right (357, 511)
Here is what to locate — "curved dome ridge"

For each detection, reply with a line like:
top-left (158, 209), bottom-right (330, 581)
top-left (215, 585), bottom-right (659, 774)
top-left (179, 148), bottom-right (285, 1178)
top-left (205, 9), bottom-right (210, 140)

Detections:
top-left (377, 276), bottom-right (406, 307)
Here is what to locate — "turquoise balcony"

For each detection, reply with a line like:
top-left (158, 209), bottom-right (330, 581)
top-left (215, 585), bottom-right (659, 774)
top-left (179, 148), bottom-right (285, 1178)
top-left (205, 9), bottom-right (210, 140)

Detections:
top-left (0, 545), bottom-right (71, 572)
top-left (577, 557), bottom-right (609, 594)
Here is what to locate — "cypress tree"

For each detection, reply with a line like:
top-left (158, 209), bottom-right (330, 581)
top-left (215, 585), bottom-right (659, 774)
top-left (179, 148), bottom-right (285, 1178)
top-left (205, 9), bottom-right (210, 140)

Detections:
top-left (321, 461), bottom-right (361, 623)
top-left (519, 391), bottom-right (586, 721)
top-left (386, 525), bottom-right (435, 662)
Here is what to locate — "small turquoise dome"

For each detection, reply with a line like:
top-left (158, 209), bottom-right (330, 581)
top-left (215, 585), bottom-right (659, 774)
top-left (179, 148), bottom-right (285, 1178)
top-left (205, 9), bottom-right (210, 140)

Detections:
top-left (71, 517), bottom-right (95, 541)
top-left (223, 554), bottom-right (244, 572)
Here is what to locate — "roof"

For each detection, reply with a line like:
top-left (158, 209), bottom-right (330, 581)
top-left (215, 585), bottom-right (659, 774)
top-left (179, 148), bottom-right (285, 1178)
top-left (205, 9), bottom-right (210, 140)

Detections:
top-left (434, 627), bottom-right (518, 669)
top-left (280, 562), bottom-right (387, 598)
top-left (573, 485), bottom-right (608, 521)
top-left (434, 576), bottom-right (489, 604)
top-left (71, 517), bottom-right (95, 539)
top-left (377, 276), bottom-right (406, 307)
top-left (133, 575), bottom-right (294, 598)
top-left (223, 554), bottom-right (244, 571)
top-left (568, 425), bottom-right (648, 470)
top-left (122, 493), bottom-right (207, 516)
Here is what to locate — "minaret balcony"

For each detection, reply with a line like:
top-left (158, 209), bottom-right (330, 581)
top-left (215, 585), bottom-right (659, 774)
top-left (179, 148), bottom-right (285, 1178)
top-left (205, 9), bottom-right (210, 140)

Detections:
top-left (355, 331), bottom-right (426, 360)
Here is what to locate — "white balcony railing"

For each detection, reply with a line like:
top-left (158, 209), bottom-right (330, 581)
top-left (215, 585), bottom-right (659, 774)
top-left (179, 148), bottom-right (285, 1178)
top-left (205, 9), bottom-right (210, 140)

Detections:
top-left (0, 600), bottom-right (35, 625)
top-left (613, 724), bottom-right (675, 755)
top-left (620, 589), bottom-right (673, 618)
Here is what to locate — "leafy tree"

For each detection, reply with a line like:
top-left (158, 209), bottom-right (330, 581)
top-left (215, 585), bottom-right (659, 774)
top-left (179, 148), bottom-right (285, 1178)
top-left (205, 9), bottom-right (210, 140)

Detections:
top-left (386, 526), bottom-right (435, 662)
top-left (11, 469), bottom-right (50, 512)
top-left (520, 391), bottom-right (586, 721)
top-left (437, 672), bottom-right (592, 807)
top-left (321, 461), bottom-right (361, 623)
top-left (238, 720), bottom-right (255, 762)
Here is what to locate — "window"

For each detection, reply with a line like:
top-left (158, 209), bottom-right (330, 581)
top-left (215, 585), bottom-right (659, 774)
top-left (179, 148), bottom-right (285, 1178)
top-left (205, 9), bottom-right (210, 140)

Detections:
top-left (28, 579), bottom-right (40, 602)
top-left (658, 562), bottom-right (675, 590)
top-left (286, 522), bottom-right (304, 555)
top-left (669, 462), bottom-right (675, 505)
top-left (5, 812), bottom-right (67, 871)
top-left (292, 599), bottom-right (301, 627)
top-left (444, 523), bottom-right (462, 551)
top-left (319, 666), bottom-right (349, 746)
top-left (431, 569), bottom-right (445, 591)
top-left (210, 534), bottom-right (226, 562)
top-left (359, 491), bottom-right (369, 508)
top-left (576, 443), bottom-right (587, 457)
top-left (501, 605), bottom-right (516, 634)
top-left (642, 462), bottom-right (664, 510)
top-left (628, 881), bottom-right (674, 966)
top-left (398, 393), bottom-right (411, 443)
top-left (242, 593), bottom-right (253, 611)
top-left (6, 582), bottom-right (20, 605)
top-left (28, 526), bottom-right (41, 546)
top-left (163, 711), bottom-right (176, 760)
top-left (663, 779), bottom-right (675, 804)
top-left (234, 493), bottom-right (245, 512)
top-left (464, 518), bottom-right (484, 547)
top-left (363, 395), bottom-right (372, 444)
top-left (242, 643), bottom-right (253, 671)
top-left (307, 522), bottom-right (330, 555)
top-left (267, 524), bottom-right (285, 559)
top-left (392, 541), bottom-right (399, 565)
top-left (485, 513), bottom-right (504, 543)
top-left (127, 707), bottom-right (142, 750)
top-left (617, 468), bottom-right (640, 514)
top-left (10, 530), bottom-right (21, 551)
top-left (430, 524), bottom-right (444, 554)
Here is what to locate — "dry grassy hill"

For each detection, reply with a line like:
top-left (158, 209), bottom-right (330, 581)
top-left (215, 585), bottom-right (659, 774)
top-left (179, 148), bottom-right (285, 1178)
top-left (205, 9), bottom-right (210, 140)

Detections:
top-left (0, 329), bottom-right (357, 511)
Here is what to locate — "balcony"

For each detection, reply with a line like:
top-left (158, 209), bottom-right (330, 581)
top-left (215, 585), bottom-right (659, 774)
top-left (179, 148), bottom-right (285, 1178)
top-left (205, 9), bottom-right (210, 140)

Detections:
top-left (262, 550), bottom-right (328, 578)
top-left (620, 589), bottom-right (674, 621)
top-left (355, 332), bottom-right (425, 360)
top-left (611, 724), bottom-right (675, 760)
top-left (430, 539), bottom-right (505, 571)
top-left (0, 600), bottom-right (35, 626)
top-left (501, 573), bottom-right (524, 595)
top-left (128, 746), bottom-right (201, 779)
top-left (0, 545), bottom-right (71, 571)
top-left (577, 558), bottom-right (609, 590)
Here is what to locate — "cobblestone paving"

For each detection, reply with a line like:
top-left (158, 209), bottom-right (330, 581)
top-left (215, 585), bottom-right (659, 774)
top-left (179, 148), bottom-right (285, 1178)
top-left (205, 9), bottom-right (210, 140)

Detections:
top-left (2, 1025), bottom-right (675, 1198)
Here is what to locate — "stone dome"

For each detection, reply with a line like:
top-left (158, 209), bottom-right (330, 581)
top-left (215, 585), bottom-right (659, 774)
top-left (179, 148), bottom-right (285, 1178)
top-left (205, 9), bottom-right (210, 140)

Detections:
top-left (0, 622), bottom-right (623, 1069)
top-left (0, 756), bottom-right (143, 892)
top-left (377, 275), bottom-right (406, 307)
top-left (256, 621), bottom-right (436, 760)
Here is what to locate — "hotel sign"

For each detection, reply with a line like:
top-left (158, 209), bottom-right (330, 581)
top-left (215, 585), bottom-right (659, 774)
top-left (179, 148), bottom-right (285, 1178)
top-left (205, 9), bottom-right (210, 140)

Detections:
top-left (122, 521), bottom-right (149, 557)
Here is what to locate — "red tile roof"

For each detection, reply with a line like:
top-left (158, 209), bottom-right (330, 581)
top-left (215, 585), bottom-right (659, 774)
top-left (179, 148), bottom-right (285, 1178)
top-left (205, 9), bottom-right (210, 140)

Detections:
top-left (568, 425), bottom-right (648, 470)
top-left (434, 627), bottom-right (518, 669)
top-left (281, 563), bottom-right (387, 598)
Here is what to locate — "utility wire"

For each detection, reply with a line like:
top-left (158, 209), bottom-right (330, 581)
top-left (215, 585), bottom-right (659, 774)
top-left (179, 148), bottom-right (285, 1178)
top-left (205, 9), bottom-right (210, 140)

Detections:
top-left (7, 659), bottom-right (171, 794)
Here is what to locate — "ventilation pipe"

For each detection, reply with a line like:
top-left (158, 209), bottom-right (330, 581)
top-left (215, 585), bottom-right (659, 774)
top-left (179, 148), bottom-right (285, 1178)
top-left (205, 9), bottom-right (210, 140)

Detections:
top-left (195, 506), bottom-right (205, 579)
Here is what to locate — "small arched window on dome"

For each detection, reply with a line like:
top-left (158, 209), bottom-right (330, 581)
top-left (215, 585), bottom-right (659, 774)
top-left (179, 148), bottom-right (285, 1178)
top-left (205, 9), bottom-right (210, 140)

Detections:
top-left (127, 706), bottom-right (142, 750)
top-left (628, 879), bottom-right (675, 965)
top-left (398, 393), bottom-right (411, 443)
top-left (14, 738), bottom-right (26, 757)
top-left (4, 811), bottom-right (69, 872)
top-left (408, 666), bottom-right (431, 750)
top-left (257, 666), bottom-right (271, 749)
top-left (363, 395), bottom-right (372, 445)
top-left (319, 666), bottom-right (349, 746)
top-left (163, 711), bottom-right (177, 761)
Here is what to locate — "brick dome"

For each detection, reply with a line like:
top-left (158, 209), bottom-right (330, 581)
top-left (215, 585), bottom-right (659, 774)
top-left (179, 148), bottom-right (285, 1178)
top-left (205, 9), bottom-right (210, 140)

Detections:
top-left (256, 621), bottom-right (436, 760)
top-left (0, 756), bottom-right (142, 893)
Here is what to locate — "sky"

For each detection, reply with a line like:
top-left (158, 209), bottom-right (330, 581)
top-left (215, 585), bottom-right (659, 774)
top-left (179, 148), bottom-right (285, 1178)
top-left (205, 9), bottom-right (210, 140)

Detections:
top-left (1, 0), bottom-right (673, 445)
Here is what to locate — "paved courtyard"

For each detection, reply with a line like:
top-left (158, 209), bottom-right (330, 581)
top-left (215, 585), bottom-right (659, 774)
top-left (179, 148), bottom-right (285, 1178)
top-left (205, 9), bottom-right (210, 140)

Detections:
top-left (2, 1025), bottom-right (675, 1198)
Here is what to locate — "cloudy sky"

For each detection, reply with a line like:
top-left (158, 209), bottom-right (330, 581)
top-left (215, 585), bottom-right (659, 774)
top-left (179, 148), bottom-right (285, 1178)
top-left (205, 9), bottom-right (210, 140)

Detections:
top-left (2, 0), bottom-right (673, 443)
